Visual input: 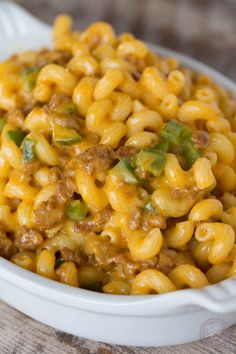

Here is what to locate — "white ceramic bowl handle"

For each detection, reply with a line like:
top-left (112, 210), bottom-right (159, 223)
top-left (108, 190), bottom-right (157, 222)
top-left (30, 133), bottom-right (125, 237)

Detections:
top-left (195, 277), bottom-right (236, 313)
top-left (0, 1), bottom-right (50, 42)
top-left (143, 277), bottom-right (236, 315)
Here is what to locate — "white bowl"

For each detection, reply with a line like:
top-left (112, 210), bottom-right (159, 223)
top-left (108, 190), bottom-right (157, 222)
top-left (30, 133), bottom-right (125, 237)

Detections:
top-left (0, 1), bottom-right (236, 347)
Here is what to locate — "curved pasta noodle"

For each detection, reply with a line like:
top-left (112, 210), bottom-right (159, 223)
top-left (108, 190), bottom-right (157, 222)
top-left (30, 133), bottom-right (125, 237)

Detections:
top-left (206, 263), bottom-right (232, 284)
top-left (193, 157), bottom-right (216, 190)
top-left (86, 99), bottom-right (113, 136)
top-left (127, 228), bottom-right (163, 260)
top-left (94, 69), bottom-right (124, 100)
top-left (141, 67), bottom-right (170, 100)
top-left (56, 262), bottom-right (79, 287)
top-left (131, 269), bottom-right (176, 295)
top-left (103, 280), bottom-right (130, 295)
top-left (207, 133), bottom-right (235, 164)
top-left (80, 22), bottom-right (116, 47)
top-left (178, 101), bottom-right (221, 124)
top-left (100, 122), bottom-right (127, 148)
top-left (73, 77), bottom-right (97, 117)
top-left (195, 222), bottom-right (235, 264)
top-left (152, 185), bottom-right (196, 217)
top-left (188, 199), bottom-right (223, 222)
top-left (169, 264), bottom-right (209, 289)
top-left (68, 55), bottom-right (98, 77)
top-left (36, 249), bottom-right (56, 280)
top-left (164, 154), bottom-right (193, 189)
top-left (125, 131), bottom-right (159, 149)
top-left (34, 64), bottom-right (77, 102)
top-left (165, 221), bottom-right (194, 249)
top-left (76, 168), bottom-right (109, 210)
top-left (105, 170), bottom-right (143, 213)
top-left (116, 39), bottom-right (148, 59)
top-left (126, 110), bottom-right (163, 137)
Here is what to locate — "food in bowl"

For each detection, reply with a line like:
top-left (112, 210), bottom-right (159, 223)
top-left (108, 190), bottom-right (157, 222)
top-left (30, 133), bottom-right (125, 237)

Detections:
top-left (0, 15), bottom-right (236, 296)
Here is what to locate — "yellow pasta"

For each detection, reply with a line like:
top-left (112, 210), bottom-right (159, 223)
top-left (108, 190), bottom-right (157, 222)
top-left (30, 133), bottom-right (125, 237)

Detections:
top-left (1, 138), bottom-right (22, 170)
top-left (125, 131), bottom-right (159, 149)
top-left (164, 154), bottom-right (193, 189)
top-left (193, 157), bottom-right (216, 190)
top-left (0, 152), bottom-right (11, 178)
top-left (151, 185), bottom-right (196, 217)
top-left (11, 252), bottom-right (36, 272)
top-left (169, 264), bottom-right (209, 289)
top-left (165, 221), bottom-right (194, 249)
top-left (100, 122), bottom-right (127, 148)
top-left (93, 43), bottom-right (115, 61)
top-left (158, 93), bottom-right (179, 121)
top-left (195, 87), bottom-right (215, 104)
top-left (80, 22), bottom-right (116, 47)
top-left (103, 280), bottom-right (130, 295)
top-left (73, 77), bottom-right (97, 117)
top-left (220, 207), bottom-right (236, 232)
top-left (94, 69), bottom-right (124, 100)
top-left (213, 163), bottom-right (236, 192)
top-left (206, 263), bottom-right (232, 284)
top-left (23, 107), bottom-right (51, 132)
top-left (195, 223), bottom-right (235, 264)
top-left (34, 64), bottom-right (77, 102)
top-left (110, 91), bottom-right (133, 122)
top-left (34, 134), bottom-right (58, 166)
top-left (131, 269), bottom-right (176, 294)
top-left (76, 168), bottom-right (109, 210)
top-left (0, 15), bottom-right (235, 295)
top-left (188, 199), bottom-right (223, 222)
top-left (0, 74), bottom-right (21, 110)
top-left (36, 249), bottom-right (56, 280)
top-left (17, 200), bottom-right (35, 228)
top-left (127, 228), bottom-right (163, 260)
top-left (56, 261), bottom-right (79, 287)
top-left (167, 70), bottom-right (185, 95)
top-left (53, 15), bottom-right (72, 40)
top-left (33, 184), bottom-right (56, 209)
top-left (126, 110), bottom-right (163, 137)
top-left (100, 57), bottom-right (135, 75)
top-left (38, 233), bottom-right (80, 254)
top-left (118, 72), bottom-right (142, 99)
top-left (190, 239), bottom-right (212, 271)
top-left (105, 169), bottom-right (143, 212)
top-left (206, 133), bottom-right (235, 164)
top-left (86, 99), bottom-right (113, 136)
top-left (33, 167), bottom-right (51, 187)
top-left (0, 205), bottom-right (18, 231)
top-left (206, 117), bottom-right (231, 133)
top-left (0, 180), bottom-right (8, 205)
top-left (141, 67), bottom-right (170, 100)
top-left (4, 179), bottom-right (38, 201)
top-left (116, 39), bottom-right (148, 59)
top-left (178, 101), bottom-right (221, 124)
top-left (68, 55), bottom-right (98, 77)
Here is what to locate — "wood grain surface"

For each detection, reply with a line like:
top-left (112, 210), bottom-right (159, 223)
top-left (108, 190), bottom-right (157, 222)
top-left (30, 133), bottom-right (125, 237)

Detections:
top-left (1, 301), bottom-right (236, 354)
top-left (1, 0), bottom-right (236, 353)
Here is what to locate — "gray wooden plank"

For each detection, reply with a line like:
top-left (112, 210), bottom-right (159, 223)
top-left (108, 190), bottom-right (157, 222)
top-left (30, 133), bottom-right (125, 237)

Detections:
top-left (0, 301), bottom-right (236, 354)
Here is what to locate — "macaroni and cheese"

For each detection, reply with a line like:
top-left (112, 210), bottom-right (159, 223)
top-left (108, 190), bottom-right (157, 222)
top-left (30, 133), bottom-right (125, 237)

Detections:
top-left (0, 16), bottom-right (235, 295)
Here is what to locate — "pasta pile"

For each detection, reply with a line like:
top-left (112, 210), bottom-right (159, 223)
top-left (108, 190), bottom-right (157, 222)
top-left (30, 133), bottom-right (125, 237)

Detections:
top-left (0, 16), bottom-right (236, 295)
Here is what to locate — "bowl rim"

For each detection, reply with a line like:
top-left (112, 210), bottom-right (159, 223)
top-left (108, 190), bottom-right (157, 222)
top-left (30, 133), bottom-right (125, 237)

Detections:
top-left (0, 4), bottom-right (236, 316)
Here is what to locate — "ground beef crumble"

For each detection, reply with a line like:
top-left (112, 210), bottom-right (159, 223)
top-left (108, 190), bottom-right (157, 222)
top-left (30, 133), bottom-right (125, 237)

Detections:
top-left (77, 145), bottom-right (114, 175)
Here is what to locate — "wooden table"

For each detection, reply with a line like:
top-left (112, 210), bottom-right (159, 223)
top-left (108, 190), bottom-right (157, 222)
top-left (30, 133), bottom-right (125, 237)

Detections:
top-left (1, 301), bottom-right (236, 354)
top-left (2, 0), bottom-right (236, 353)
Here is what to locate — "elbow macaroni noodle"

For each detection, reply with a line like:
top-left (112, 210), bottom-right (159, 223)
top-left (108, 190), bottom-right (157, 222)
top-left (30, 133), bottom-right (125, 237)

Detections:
top-left (0, 16), bottom-right (235, 295)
